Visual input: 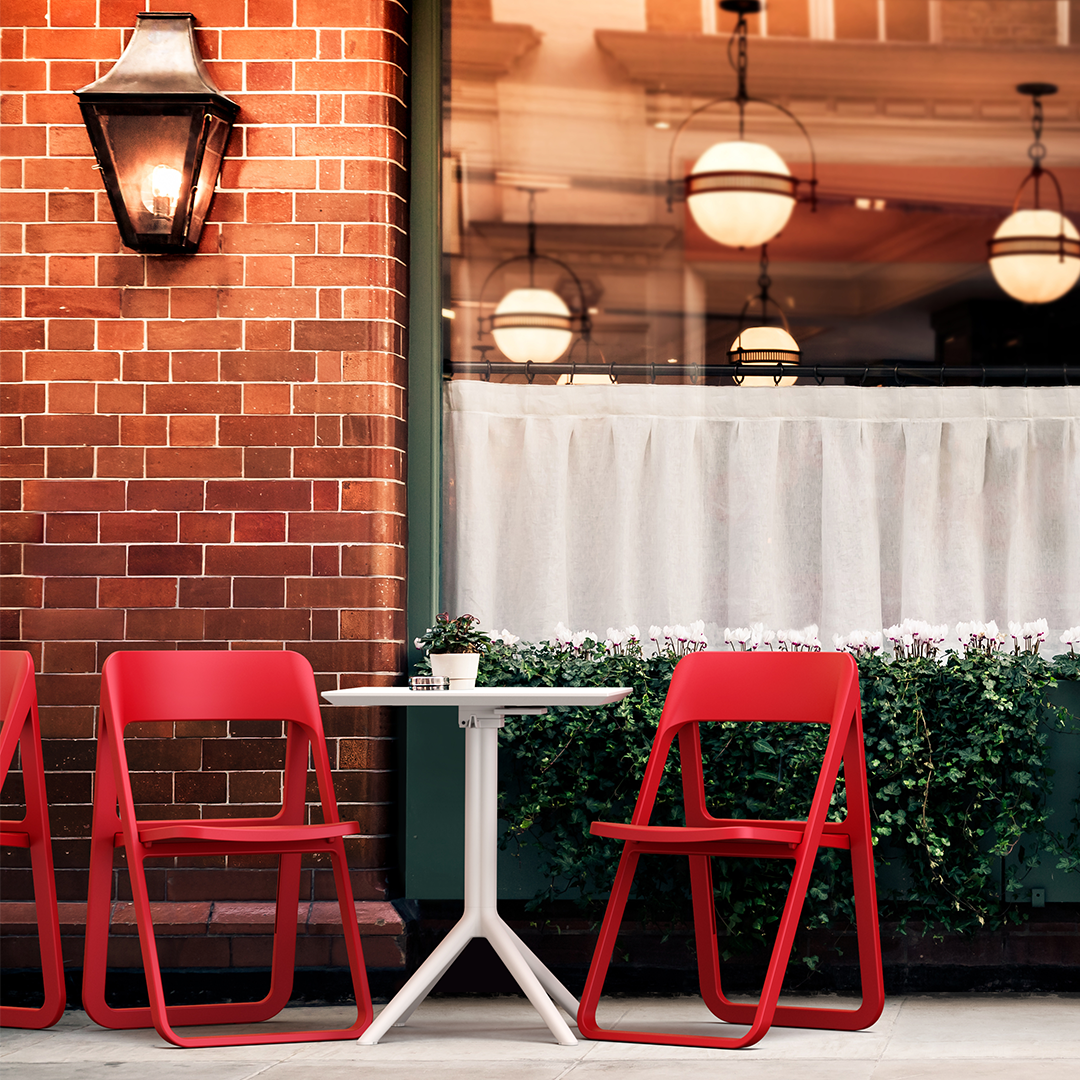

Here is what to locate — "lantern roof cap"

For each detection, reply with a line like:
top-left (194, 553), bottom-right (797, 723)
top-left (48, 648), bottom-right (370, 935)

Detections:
top-left (76, 12), bottom-right (237, 111)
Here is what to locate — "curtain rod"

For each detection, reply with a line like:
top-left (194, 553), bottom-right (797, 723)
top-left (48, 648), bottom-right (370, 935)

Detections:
top-left (445, 360), bottom-right (1078, 387)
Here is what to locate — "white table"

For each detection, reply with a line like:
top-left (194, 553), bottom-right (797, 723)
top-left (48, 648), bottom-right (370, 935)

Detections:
top-left (321, 685), bottom-right (632, 1046)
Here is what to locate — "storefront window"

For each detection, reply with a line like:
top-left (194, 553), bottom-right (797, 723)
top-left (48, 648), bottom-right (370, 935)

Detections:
top-left (442, 0), bottom-right (1078, 383)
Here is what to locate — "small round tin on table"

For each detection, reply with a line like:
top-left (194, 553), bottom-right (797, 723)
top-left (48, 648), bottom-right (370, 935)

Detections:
top-left (409, 675), bottom-right (450, 691)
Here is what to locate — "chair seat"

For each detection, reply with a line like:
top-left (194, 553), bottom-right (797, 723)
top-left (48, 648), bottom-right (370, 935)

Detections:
top-left (590, 819), bottom-right (852, 849)
top-left (139, 821), bottom-right (360, 845)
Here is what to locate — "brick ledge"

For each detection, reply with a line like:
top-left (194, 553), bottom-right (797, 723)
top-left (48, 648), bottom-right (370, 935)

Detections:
top-left (0, 900), bottom-right (404, 937)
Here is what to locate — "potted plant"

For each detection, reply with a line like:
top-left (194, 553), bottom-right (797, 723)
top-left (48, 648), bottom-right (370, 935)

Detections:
top-left (414, 613), bottom-right (491, 689)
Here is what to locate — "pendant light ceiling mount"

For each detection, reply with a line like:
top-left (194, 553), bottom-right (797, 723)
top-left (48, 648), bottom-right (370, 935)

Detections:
top-left (668, 0), bottom-right (817, 250)
top-left (988, 82), bottom-right (1080, 304)
top-left (477, 189), bottom-right (592, 365)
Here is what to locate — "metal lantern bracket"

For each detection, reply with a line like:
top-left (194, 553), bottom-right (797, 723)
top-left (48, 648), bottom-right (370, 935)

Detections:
top-left (666, 0), bottom-right (817, 215)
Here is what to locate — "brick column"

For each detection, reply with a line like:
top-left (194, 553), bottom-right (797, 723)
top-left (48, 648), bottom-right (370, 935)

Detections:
top-left (1, 0), bottom-right (409, 939)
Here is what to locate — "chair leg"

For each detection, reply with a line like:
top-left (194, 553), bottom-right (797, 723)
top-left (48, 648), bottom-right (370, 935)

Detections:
top-left (707, 844), bottom-right (885, 1034)
top-left (150, 843), bottom-right (371, 1048)
top-left (763, 835), bottom-right (884, 1032)
top-left (689, 854), bottom-right (748, 1024)
top-left (328, 840), bottom-right (374, 1034)
top-left (580, 845), bottom-right (783, 1049)
top-left (0, 703), bottom-right (65, 1030)
top-left (0, 825), bottom-right (65, 1029)
top-left (82, 733), bottom-right (142, 1031)
top-left (576, 847), bottom-right (639, 1038)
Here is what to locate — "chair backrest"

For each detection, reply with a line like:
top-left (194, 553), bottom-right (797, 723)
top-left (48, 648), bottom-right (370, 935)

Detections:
top-left (100, 649), bottom-right (325, 733)
top-left (659, 651), bottom-right (858, 732)
top-left (632, 651), bottom-right (863, 828)
top-left (1, 651), bottom-right (37, 779)
top-left (98, 649), bottom-right (338, 825)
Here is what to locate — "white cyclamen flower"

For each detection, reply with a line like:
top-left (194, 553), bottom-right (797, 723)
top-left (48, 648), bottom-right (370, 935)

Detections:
top-left (497, 629), bottom-right (519, 646)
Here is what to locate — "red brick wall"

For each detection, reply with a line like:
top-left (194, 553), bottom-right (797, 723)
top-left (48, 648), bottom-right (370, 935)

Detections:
top-left (1, 0), bottom-right (409, 910)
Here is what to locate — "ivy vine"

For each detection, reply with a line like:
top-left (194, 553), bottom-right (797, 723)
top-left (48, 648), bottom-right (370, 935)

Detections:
top-left (469, 641), bottom-right (1078, 947)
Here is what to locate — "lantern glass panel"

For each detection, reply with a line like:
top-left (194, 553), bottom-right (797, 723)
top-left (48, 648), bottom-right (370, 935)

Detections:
top-left (95, 109), bottom-right (200, 241)
top-left (188, 114), bottom-right (231, 240)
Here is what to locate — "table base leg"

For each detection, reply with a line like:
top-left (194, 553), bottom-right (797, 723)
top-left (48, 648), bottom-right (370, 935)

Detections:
top-left (357, 910), bottom-right (579, 1047)
top-left (481, 912), bottom-right (577, 1045)
top-left (358, 916), bottom-right (478, 1045)
top-left (501, 922), bottom-right (581, 1020)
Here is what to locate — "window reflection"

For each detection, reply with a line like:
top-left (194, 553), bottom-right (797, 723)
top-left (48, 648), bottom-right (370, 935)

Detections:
top-left (443, 1), bottom-right (1079, 384)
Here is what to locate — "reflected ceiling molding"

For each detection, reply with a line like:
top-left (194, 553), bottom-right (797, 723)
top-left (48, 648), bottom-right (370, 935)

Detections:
top-left (596, 30), bottom-right (1080, 122)
top-left (693, 259), bottom-right (988, 318)
top-left (469, 221), bottom-right (680, 259)
top-left (451, 19), bottom-right (542, 80)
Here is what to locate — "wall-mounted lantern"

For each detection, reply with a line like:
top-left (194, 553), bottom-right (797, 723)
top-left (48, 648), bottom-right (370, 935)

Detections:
top-left (75, 12), bottom-right (238, 254)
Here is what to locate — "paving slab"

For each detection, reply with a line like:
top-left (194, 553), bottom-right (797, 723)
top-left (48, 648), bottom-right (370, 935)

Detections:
top-left (1, 995), bottom-right (1077, 1080)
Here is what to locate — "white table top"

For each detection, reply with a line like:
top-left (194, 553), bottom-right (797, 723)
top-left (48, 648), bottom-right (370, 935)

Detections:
top-left (321, 685), bottom-right (632, 709)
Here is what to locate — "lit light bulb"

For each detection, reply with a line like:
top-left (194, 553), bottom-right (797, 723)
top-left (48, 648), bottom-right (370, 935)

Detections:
top-left (729, 325), bottom-right (800, 387)
top-left (146, 164), bottom-right (182, 218)
top-left (989, 208), bottom-right (1080, 304)
top-left (491, 288), bottom-right (573, 363)
top-left (688, 141), bottom-right (795, 249)
top-left (556, 373), bottom-right (610, 385)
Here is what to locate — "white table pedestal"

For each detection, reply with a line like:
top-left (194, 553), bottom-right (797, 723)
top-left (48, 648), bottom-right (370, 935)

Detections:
top-left (321, 684), bottom-right (631, 1046)
top-left (360, 704), bottom-right (579, 1045)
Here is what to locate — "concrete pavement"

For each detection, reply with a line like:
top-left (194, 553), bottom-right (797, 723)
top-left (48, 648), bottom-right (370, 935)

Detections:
top-left (2, 994), bottom-right (1078, 1079)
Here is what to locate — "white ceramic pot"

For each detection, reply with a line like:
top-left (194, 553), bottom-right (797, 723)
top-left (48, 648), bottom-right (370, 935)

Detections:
top-left (429, 652), bottom-right (480, 690)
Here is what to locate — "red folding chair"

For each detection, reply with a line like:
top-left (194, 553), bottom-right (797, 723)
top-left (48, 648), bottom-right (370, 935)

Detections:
top-left (1, 650), bottom-right (66, 1029)
top-left (578, 650), bottom-right (884, 1049)
top-left (82, 649), bottom-right (372, 1047)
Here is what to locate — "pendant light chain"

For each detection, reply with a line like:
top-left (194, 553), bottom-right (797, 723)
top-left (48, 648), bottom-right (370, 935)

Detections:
top-left (757, 244), bottom-right (772, 321)
top-left (526, 189), bottom-right (538, 286)
top-left (1027, 93), bottom-right (1046, 208)
top-left (732, 8), bottom-right (749, 138)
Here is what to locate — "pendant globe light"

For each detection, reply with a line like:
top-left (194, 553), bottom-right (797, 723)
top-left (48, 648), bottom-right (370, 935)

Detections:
top-left (728, 246), bottom-right (800, 386)
top-left (988, 83), bottom-right (1080, 304)
top-left (669, 1), bottom-right (816, 250)
top-left (478, 190), bottom-right (591, 365)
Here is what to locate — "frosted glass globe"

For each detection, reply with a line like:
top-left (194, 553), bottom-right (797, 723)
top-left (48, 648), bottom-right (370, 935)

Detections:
top-left (729, 324), bottom-right (800, 387)
top-left (989, 209), bottom-right (1080, 304)
top-left (688, 140), bottom-right (795, 249)
top-left (491, 288), bottom-right (573, 363)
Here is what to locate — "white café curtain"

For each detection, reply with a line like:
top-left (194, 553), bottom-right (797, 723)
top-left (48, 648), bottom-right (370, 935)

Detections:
top-left (442, 380), bottom-right (1080, 650)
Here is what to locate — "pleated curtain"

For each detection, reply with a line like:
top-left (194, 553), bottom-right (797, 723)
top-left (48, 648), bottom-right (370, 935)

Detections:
top-left (442, 380), bottom-right (1080, 650)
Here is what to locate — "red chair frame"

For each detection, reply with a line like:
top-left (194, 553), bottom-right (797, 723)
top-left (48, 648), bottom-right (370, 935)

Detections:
top-left (1, 650), bottom-right (66, 1029)
top-left (82, 649), bottom-right (372, 1047)
top-left (578, 651), bottom-right (884, 1049)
